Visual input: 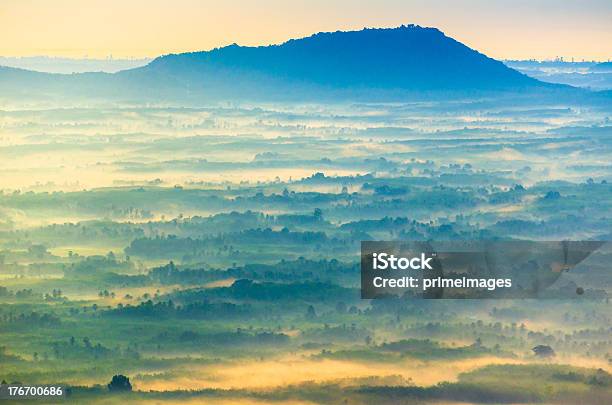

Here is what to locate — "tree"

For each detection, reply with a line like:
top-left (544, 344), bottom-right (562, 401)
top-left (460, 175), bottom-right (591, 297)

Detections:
top-left (306, 305), bottom-right (316, 319)
top-left (543, 191), bottom-right (560, 200)
top-left (532, 345), bottom-right (555, 358)
top-left (108, 374), bottom-right (132, 392)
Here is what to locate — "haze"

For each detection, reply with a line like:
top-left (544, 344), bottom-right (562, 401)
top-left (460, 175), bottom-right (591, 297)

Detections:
top-left (1, 0), bottom-right (611, 61)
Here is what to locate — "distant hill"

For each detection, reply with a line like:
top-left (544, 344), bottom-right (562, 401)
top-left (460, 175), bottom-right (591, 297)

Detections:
top-left (590, 61), bottom-right (612, 72)
top-left (0, 56), bottom-right (151, 74)
top-left (139, 25), bottom-right (541, 92)
top-left (0, 25), bottom-right (577, 102)
top-left (505, 60), bottom-right (612, 91)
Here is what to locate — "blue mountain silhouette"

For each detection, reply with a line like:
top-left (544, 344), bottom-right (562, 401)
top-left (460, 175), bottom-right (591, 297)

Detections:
top-left (143, 25), bottom-right (539, 92)
top-left (1, 25), bottom-right (582, 102)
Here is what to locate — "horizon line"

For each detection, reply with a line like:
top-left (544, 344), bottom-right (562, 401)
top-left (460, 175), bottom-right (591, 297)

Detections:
top-left (1, 24), bottom-right (610, 63)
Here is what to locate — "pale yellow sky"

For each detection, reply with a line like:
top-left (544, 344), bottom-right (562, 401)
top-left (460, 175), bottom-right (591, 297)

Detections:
top-left (1, 0), bottom-right (611, 60)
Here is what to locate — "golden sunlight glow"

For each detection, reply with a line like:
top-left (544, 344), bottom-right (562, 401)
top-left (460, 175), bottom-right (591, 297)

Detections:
top-left (1, 0), bottom-right (610, 60)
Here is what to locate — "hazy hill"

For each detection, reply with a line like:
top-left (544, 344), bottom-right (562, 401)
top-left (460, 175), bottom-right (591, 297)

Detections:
top-left (591, 61), bottom-right (612, 72)
top-left (140, 25), bottom-right (540, 92)
top-left (0, 56), bottom-right (151, 74)
top-left (0, 25), bottom-right (578, 103)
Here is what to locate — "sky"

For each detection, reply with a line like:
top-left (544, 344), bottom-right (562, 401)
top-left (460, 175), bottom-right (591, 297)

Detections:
top-left (1, 0), bottom-right (611, 61)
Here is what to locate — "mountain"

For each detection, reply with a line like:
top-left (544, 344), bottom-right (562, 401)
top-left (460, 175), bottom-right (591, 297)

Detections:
top-left (141, 25), bottom-right (541, 92)
top-left (0, 25), bottom-right (571, 102)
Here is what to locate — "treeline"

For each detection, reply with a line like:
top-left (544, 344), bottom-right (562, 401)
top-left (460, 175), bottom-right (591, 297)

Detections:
top-left (49, 337), bottom-right (139, 361)
top-left (148, 259), bottom-right (358, 285)
top-left (63, 253), bottom-right (134, 277)
top-left (106, 299), bottom-right (251, 319)
top-left (125, 228), bottom-right (330, 258)
top-left (340, 216), bottom-right (486, 240)
top-left (0, 311), bottom-right (60, 327)
top-left (157, 329), bottom-right (290, 347)
top-left (0, 286), bottom-right (37, 299)
top-left (167, 279), bottom-right (356, 304)
top-left (357, 364), bottom-right (611, 403)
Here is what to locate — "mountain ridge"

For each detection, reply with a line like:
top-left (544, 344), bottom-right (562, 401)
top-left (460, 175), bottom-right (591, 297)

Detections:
top-left (138, 25), bottom-right (541, 91)
top-left (0, 25), bottom-right (585, 102)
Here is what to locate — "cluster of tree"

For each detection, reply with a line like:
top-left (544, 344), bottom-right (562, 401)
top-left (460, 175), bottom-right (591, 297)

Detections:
top-left (126, 228), bottom-right (330, 258)
top-left (167, 329), bottom-right (290, 346)
top-left (0, 286), bottom-right (36, 299)
top-left (553, 369), bottom-right (611, 387)
top-left (0, 311), bottom-right (60, 327)
top-left (107, 299), bottom-right (251, 319)
top-left (47, 337), bottom-right (140, 361)
top-left (44, 289), bottom-right (66, 302)
top-left (148, 258), bottom-right (358, 285)
top-left (108, 374), bottom-right (132, 392)
top-left (148, 261), bottom-right (234, 285)
top-left (98, 290), bottom-right (116, 298)
top-left (4, 220), bottom-right (146, 246)
top-left (301, 322), bottom-right (369, 343)
top-left (63, 253), bottom-right (133, 278)
top-left (321, 338), bottom-right (491, 362)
